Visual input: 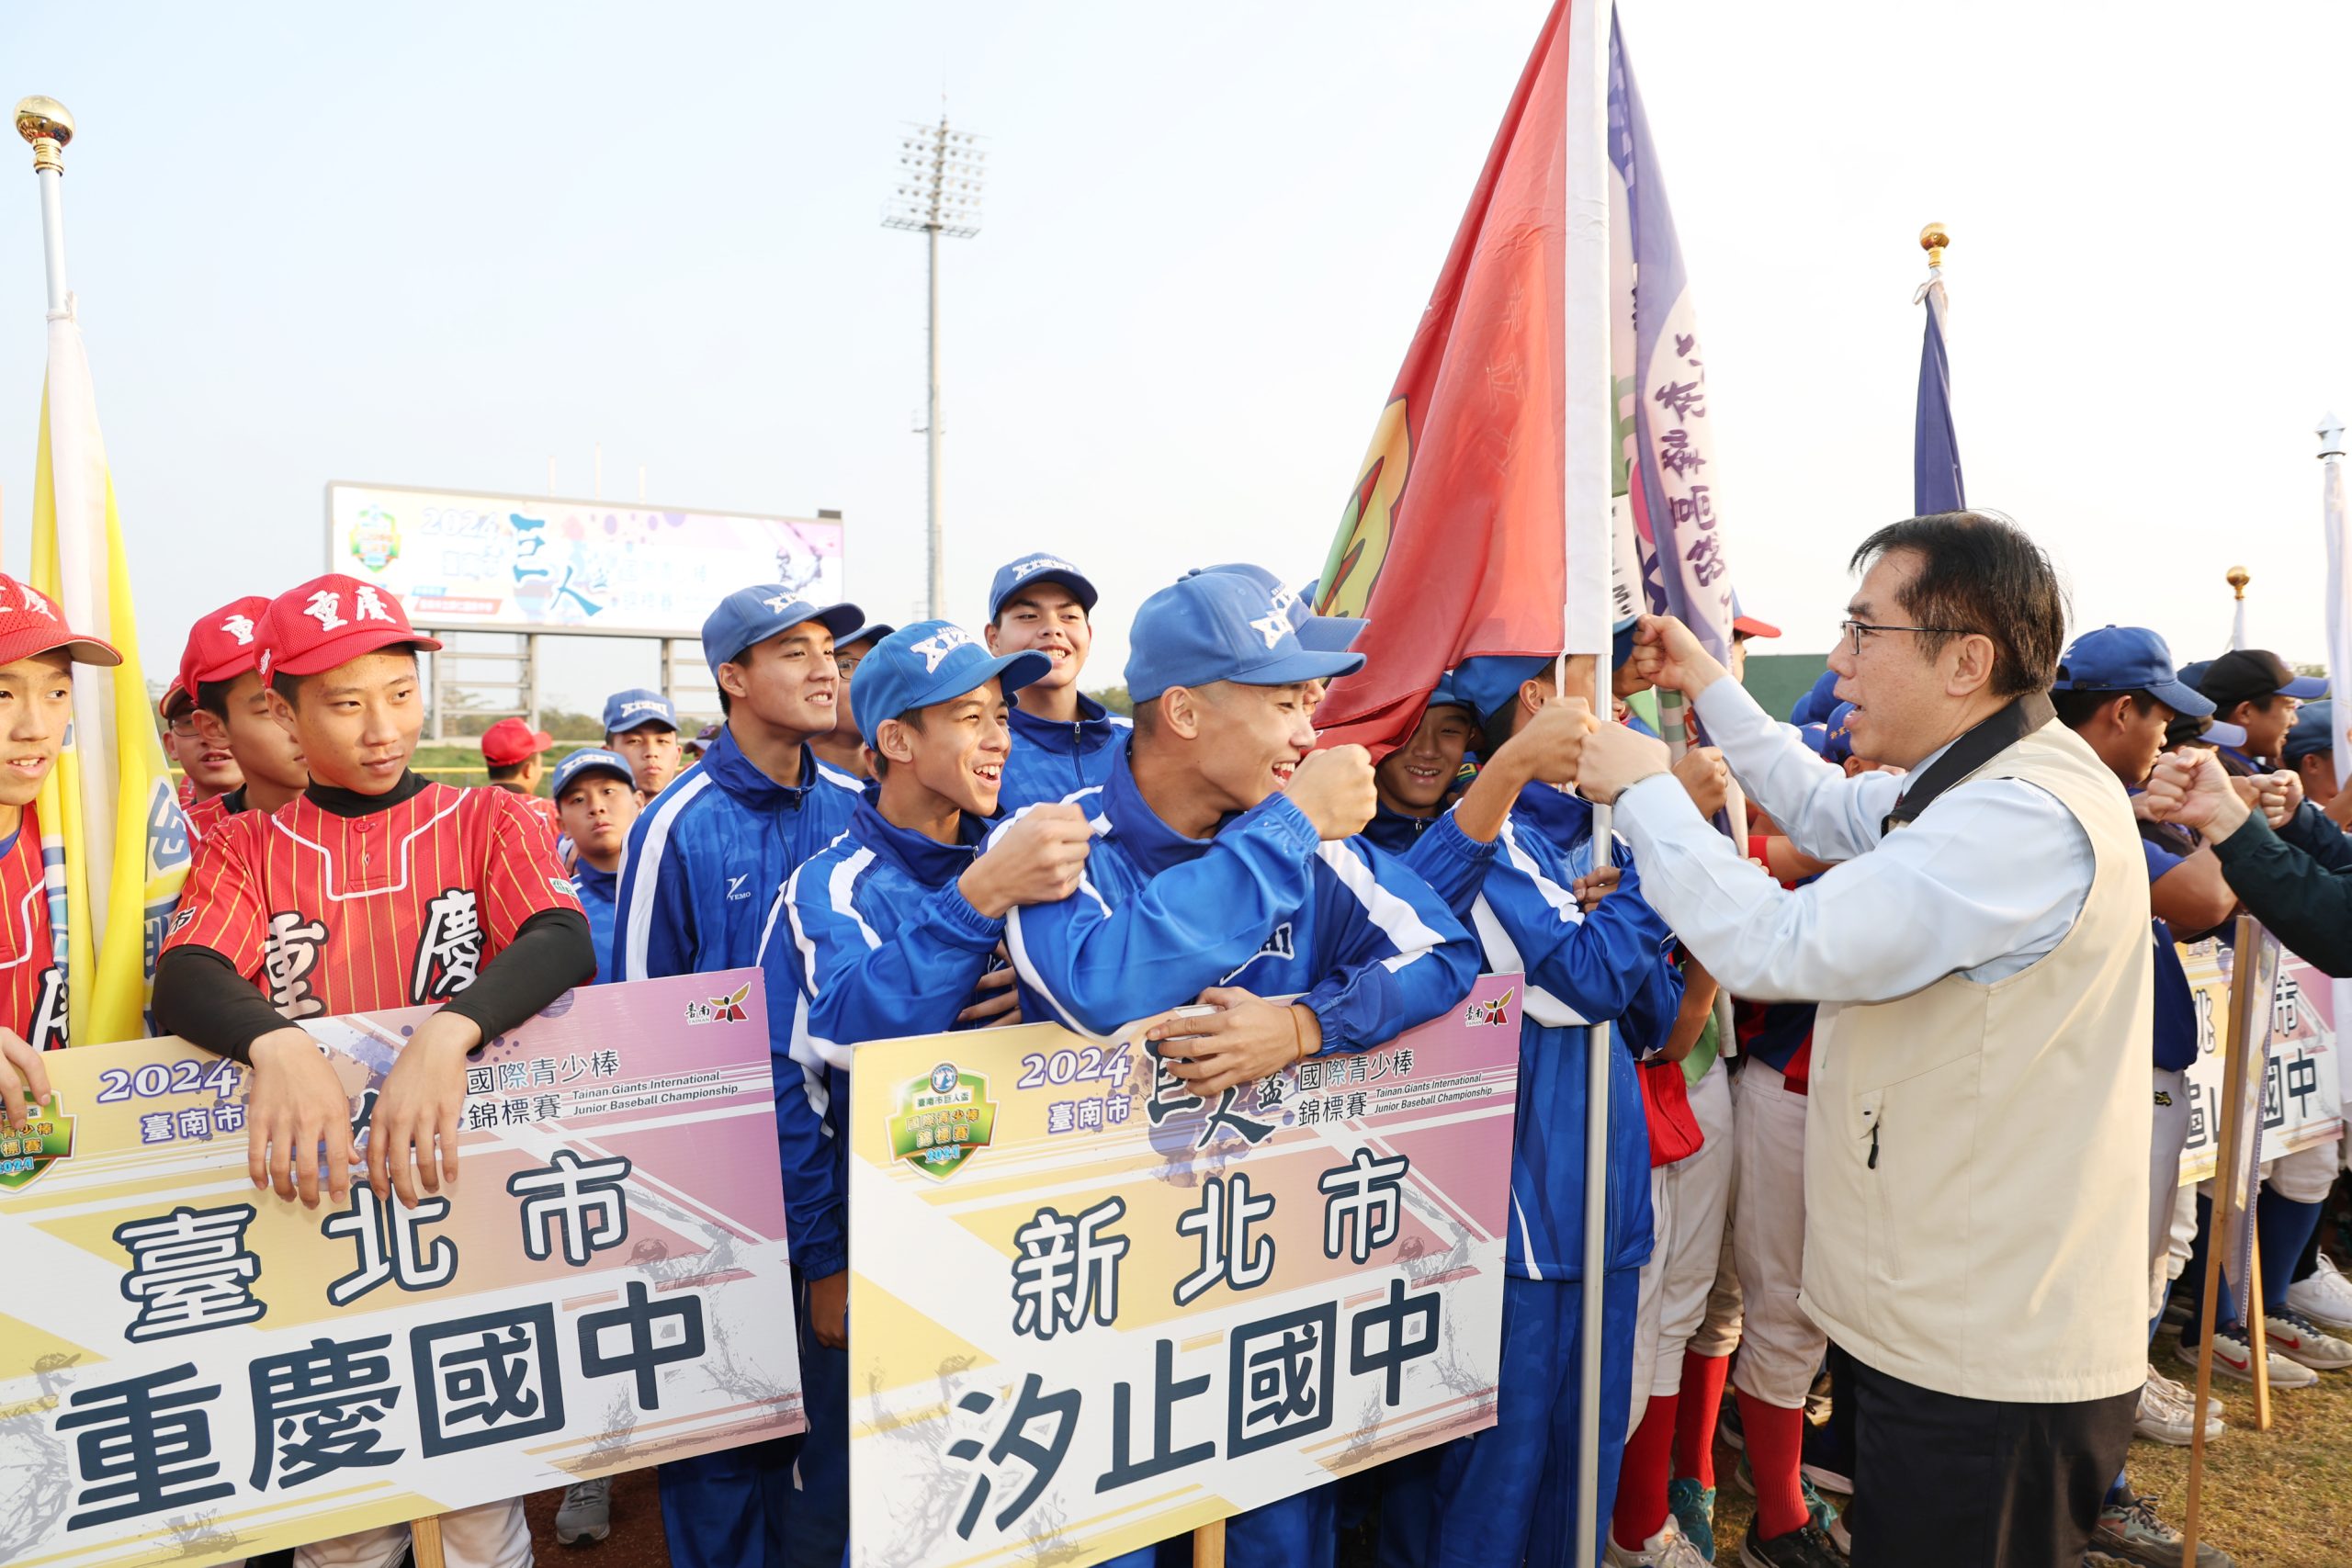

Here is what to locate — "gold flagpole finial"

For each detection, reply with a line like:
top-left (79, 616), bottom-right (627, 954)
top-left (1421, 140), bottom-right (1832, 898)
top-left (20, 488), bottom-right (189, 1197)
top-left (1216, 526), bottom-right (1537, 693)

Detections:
top-left (16, 97), bottom-right (73, 175)
top-left (2228, 566), bottom-right (2251, 601)
top-left (1920, 222), bottom-right (1950, 269)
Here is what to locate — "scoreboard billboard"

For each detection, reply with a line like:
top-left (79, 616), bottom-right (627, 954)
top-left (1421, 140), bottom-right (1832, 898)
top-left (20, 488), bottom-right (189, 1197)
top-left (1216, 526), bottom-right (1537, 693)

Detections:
top-left (325, 482), bottom-right (846, 637)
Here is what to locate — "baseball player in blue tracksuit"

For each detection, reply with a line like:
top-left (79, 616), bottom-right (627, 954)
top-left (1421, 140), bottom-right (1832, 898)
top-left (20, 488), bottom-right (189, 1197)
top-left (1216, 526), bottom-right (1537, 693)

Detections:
top-left (614, 586), bottom-right (866, 1568)
top-left (1390, 653), bottom-right (1682, 1568)
top-left (1005, 570), bottom-right (1479, 1568)
top-left (983, 553), bottom-right (1133, 814)
top-left (548, 747), bottom-right (635, 971)
top-left (760, 622), bottom-right (1162, 1568)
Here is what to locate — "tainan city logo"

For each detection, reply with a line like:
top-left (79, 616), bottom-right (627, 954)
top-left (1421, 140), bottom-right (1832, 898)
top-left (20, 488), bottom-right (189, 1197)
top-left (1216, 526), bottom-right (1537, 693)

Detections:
top-left (888, 1061), bottom-right (998, 1181)
top-left (684, 982), bottom-right (752, 1025)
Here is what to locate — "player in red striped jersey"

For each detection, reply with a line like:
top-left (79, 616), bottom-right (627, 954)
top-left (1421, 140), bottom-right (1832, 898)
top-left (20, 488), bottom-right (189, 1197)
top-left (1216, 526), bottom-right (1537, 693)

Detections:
top-left (176, 594), bottom-right (308, 845)
top-left (0, 573), bottom-right (121, 1133)
top-left (154, 573), bottom-right (594, 1213)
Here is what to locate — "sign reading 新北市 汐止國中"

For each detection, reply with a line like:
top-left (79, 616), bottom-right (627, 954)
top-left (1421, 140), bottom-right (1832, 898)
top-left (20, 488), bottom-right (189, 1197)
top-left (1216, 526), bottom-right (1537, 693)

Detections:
top-left (0, 969), bottom-right (803, 1568)
top-left (2176, 935), bottom-right (2345, 1185)
top-left (846, 975), bottom-right (1524, 1568)
top-left (326, 481), bottom-right (844, 637)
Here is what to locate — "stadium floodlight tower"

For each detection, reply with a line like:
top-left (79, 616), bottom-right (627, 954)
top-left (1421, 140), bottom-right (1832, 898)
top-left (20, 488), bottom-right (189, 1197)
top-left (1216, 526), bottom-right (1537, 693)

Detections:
top-left (884, 116), bottom-right (986, 620)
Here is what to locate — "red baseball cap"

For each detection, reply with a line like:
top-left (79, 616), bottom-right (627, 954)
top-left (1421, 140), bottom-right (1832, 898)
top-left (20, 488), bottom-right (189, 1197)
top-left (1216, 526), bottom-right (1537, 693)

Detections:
top-left (180, 595), bottom-right (275, 694)
top-left (158, 679), bottom-right (192, 721)
top-left (481, 716), bottom-right (555, 766)
top-left (1732, 615), bottom-right (1781, 640)
top-left (257, 573), bottom-right (441, 680)
top-left (0, 572), bottom-right (120, 669)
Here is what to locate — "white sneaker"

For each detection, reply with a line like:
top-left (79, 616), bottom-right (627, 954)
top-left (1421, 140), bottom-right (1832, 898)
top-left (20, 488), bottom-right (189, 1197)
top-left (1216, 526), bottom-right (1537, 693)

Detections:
top-left (2143, 1362), bottom-right (2223, 1422)
top-left (2132, 1377), bottom-right (2222, 1446)
top-left (2263, 1305), bottom-right (2352, 1371)
top-left (2176, 1327), bottom-right (2320, 1390)
top-left (1605, 1517), bottom-right (1712, 1567)
top-left (2286, 1253), bottom-right (2352, 1334)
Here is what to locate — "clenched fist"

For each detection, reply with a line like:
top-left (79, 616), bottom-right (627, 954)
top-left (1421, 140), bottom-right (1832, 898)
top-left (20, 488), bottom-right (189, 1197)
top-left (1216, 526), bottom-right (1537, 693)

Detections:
top-left (965, 804), bottom-right (1094, 916)
top-left (1286, 745), bottom-right (1378, 840)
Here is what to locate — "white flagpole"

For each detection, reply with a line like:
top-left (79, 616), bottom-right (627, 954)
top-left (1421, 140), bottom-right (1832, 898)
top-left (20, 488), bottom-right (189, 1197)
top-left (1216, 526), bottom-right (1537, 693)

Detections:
top-left (1563, 4), bottom-right (1616, 1562)
top-left (2317, 415), bottom-right (2352, 1134)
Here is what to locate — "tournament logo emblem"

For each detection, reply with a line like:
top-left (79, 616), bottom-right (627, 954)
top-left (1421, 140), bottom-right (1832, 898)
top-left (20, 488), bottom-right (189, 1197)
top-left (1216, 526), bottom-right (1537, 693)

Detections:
top-left (684, 982), bottom-right (752, 1025)
top-left (1464, 987), bottom-right (1516, 1027)
top-left (888, 1061), bottom-right (998, 1181)
top-left (348, 505), bottom-right (401, 573)
top-left (0, 1096), bottom-right (74, 1192)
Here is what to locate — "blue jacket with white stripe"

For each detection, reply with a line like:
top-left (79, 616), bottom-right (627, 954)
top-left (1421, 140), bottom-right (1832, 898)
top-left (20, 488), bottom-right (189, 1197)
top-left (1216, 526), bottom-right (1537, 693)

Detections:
top-left (572, 860), bottom-right (618, 979)
top-left (1466, 780), bottom-right (1679, 1281)
top-left (763, 798), bottom-right (1009, 1278)
top-left (1005, 748), bottom-right (1479, 1050)
top-left (997, 694), bottom-right (1131, 816)
top-left (612, 724), bottom-right (865, 1279)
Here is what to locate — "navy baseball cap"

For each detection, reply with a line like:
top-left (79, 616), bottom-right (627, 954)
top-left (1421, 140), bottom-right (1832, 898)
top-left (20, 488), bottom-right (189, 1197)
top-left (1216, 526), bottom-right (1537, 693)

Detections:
top-left (988, 553), bottom-right (1099, 622)
top-left (2052, 626), bottom-right (2214, 717)
top-left (853, 620), bottom-right (1052, 748)
top-left (602, 688), bottom-right (678, 735)
top-left (1820, 702), bottom-right (1859, 763)
top-left (2194, 649), bottom-right (2327, 712)
top-left (701, 587), bottom-right (864, 675)
top-left (1185, 563), bottom-right (1367, 653)
top-left (2284, 701), bottom-right (2339, 764)
top-left (1125, 572), bottom-right (1365, 701)
top-left (838, 620), bottom-right (897, 652)
top-left (1789, 669), bottom-right (1841, 727)
top-left (551, 748), bottom-right (635, 798)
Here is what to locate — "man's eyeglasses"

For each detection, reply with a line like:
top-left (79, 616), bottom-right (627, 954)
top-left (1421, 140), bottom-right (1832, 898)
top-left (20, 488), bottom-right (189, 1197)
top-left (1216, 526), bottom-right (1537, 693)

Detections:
top-left (1838, 618), bottom-right (1976, 656)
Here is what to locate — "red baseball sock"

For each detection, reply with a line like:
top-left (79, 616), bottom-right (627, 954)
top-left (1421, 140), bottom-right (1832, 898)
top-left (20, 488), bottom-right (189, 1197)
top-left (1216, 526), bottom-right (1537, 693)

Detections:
top-left (1737, 1389), bottom-right (1811, 1541)
top-left (1611, 1393), bottom-right (1679, 1551)
top-left (1674, 1348), bottom-right (1731, 1488)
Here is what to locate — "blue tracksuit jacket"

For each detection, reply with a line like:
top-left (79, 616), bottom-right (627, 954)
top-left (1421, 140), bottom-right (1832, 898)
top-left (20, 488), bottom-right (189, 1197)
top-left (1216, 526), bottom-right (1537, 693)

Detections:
top-left (612, 725), bottom-right (864, 1277)
top-left (997, 694), bottom-right (1130, 816)
top-left (573, 859), bottom-right (618, 980)
top-left (1003, 747), bottom-right (1479, 1049)
top-left (1464, 781), bottom-right (1679, 1281)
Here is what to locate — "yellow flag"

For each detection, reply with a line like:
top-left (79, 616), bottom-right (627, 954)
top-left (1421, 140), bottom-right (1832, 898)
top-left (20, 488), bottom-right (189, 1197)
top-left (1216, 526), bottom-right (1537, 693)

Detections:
top-left (30, 306), bottom-right (189, 1044)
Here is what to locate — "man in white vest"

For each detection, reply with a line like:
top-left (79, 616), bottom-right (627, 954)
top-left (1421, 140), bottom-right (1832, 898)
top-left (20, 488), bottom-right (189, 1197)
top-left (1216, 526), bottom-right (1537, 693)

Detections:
top-left (1570, 513), bottom-right (2153, 1568)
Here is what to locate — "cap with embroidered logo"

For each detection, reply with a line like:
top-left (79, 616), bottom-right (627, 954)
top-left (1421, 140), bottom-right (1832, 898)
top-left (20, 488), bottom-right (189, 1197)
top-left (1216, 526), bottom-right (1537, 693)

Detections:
top-left (552, 747), bottom-right (637, 798)
top-left (1183, 562), bottom-right (1366, 653)
top-left (701, 587), bottom-right (863, 676)
top-left (851, 620), bottom-right (1052, 749)
top-left (257, 574), bottom-right (440, 680)
top-left (181, 595), bottom-right (275, 695)
top-left (988, 553), bottom-right (1098, 622)
top-left (1125, 572), bottom-right (1366, 702)
top-left (601, 688), bottom-right (678, 736)
top-left (0, 571), bottom-right (119, 670)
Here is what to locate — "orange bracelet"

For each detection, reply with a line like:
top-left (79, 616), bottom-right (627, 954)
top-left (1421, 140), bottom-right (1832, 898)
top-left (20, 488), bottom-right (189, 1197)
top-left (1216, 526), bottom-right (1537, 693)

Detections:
top-left (1291, 1007), bottom-right (1314, 1062)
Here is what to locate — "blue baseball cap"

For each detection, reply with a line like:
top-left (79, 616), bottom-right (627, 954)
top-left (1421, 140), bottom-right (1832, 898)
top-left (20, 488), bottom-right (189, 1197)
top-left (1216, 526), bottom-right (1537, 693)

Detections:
top-left (2053, 626), bottom-right (2214, 717)
top-left (1820, 702), bottom-right (1859, 763)
top-left (1789, 669), bottom-right (1842, 726)
top-left (551, 748), bottom-right (636, 799)
top-left (1125, 572), bottom-right (1366, 701)
top-left (1427, 671), bottom-right (1472, 714)
top-left (601, 688), bottom-right (678, 736)
top-left (2284, 700), bottom-right (2339, 764)
top-left (1449, 622), bottom-right (1639, 726)
top-left (1185, 563), bottom-right (1368, 653)
top-left (988, 553), bottom-right (1099, 622)
top-left (838, 620), bottom-right (897, 652)
top-left (852, 619), bottom-right (1052, 748)
top-left (702, 588), bottom-right (864, 676)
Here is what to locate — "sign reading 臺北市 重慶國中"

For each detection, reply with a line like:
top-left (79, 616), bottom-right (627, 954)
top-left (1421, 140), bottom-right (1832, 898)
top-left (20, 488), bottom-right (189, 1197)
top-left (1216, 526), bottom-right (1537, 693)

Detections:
top-left (846, 976), bottom-right (1524, 1568)
top-left (325, 481), bottom-right (845, 637)
top-left (2177, 934), bottom-right (2346, 1185)
top-left (0, 970), bottom-right (803, 1568)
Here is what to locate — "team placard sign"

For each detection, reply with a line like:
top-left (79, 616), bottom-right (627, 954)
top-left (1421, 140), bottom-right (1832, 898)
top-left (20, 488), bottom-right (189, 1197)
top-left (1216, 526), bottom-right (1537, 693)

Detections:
top-left (0, 971), bottom-right (803, 1568)
top-left (2177, 935), bottom-right (2346, 1185)
top-left (845, 976), bottom-right (1524, 1568)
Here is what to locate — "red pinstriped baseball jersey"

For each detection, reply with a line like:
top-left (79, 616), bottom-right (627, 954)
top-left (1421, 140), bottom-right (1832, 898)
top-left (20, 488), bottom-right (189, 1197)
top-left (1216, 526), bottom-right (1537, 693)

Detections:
top-left (164, 779), bottom-right (582, 1018)
top-left (183, 790), bottom-right (231, 849)
top-left (0, 803), bottom-right (63, 1049)
top-left (488, 784), bottom-right (563, 844)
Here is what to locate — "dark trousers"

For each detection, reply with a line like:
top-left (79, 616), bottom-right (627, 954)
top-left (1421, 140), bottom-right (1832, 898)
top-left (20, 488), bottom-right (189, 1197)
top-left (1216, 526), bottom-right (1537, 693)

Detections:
top-left (1833, 1345), bottom-right (2134, 1568)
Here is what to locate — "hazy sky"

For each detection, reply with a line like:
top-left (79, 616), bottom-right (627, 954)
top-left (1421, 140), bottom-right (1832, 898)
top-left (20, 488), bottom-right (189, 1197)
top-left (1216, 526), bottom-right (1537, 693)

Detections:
top-left (3, 1), bottom-right (2346, 716)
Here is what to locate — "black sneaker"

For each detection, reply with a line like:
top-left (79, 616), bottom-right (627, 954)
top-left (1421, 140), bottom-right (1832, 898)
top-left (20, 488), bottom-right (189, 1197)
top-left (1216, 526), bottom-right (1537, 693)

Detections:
top-left (1737, 1520), bottom-right (1847, 1568)
top-left (1717, 1397), bottom-right (1746, 1452)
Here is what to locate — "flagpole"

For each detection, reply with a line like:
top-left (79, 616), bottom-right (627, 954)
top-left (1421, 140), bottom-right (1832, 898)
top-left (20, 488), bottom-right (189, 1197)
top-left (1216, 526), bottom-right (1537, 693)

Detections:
top-left (1561, 3), bottom-right (1616, 1562)
top-left (15, 98), bottom-right (71, 316)
top-left (2228, 565), bottom-right (2250, 651)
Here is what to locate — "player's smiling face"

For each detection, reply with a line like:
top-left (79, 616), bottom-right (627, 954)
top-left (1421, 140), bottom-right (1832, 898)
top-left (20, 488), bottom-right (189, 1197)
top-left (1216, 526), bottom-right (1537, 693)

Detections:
top-left (1375, 705), bottom-right (1474, 815)
top-left (1191, 680), bottom-right (1318, 817)
top-left (722, 623), bottom-right (839, 740)
top-left (985, 583), bottom-right (1090, 694)
top-left (0, 652), bottom-right (73, 809)
top-left (270, 650), bottom-right (424, 795)
top-left (882, 685), bottom-right (1012, 819)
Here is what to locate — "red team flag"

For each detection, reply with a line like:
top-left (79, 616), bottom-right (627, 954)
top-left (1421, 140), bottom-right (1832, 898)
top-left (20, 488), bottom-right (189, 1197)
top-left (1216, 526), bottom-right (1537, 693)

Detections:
top-left (1313, 0), bottom-right (1741, 748)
